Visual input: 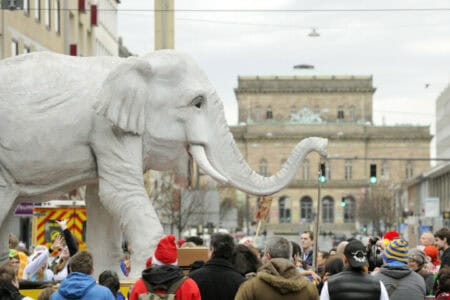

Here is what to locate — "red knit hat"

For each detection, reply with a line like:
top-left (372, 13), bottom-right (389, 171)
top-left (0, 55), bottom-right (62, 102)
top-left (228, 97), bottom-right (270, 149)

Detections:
top-left (424, 245), bottom-right (440, 266)
top-left (153, 235), bottom-right (178, 265)
top-left (383, 231), bottom-right (400, 241)
top-left (145, 256), bottom-right (153, 268)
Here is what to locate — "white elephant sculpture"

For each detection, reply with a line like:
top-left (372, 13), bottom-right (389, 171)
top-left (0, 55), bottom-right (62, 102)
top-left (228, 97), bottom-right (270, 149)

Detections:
top-left (0, 50), bottom-right (327, 278)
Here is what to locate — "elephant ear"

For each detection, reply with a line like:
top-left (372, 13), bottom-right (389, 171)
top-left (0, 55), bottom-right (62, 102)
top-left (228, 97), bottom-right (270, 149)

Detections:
top-left (94, 57), bottom-right (152, 135)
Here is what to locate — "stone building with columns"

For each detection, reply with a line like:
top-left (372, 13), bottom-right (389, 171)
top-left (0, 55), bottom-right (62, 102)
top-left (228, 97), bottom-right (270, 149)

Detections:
top-left (219, 75), bottom-right (432, 236)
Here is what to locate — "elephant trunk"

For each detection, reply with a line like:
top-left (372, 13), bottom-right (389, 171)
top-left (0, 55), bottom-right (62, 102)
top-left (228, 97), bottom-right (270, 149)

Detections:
top-left (191, 95), bottom-right (328, 196)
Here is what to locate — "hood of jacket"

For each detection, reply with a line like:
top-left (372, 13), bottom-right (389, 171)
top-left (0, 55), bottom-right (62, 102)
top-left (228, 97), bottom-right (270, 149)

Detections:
top-left (257, 258), bottom-right (311, 295)
top-left (380, 264), bottom-right (412, 279)
top-left (57, 272), bottom-right (96, 299)
top-left (142, 265), bottom-right (184, 291)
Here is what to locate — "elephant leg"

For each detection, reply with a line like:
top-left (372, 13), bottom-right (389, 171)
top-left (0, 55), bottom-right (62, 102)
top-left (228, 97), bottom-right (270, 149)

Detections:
top-left (0, 173), bottom-right (19, 251)
top-left (85, 183), bottom-right (123, 279)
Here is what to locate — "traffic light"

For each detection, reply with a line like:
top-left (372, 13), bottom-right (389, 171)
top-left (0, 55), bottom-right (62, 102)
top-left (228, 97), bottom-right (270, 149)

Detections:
top-left (340, 197), bottom-right (346, 207)
top-left (318, 163), bottom-right (326, 183)
top-left (370, 164), bottom-right (377, 184)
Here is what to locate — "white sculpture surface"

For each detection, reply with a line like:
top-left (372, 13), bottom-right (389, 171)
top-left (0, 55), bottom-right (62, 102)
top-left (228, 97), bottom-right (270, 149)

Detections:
top-left (0, 50), bottom-right (327, 278)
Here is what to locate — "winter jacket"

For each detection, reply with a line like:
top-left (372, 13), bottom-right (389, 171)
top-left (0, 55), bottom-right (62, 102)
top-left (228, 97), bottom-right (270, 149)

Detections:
top-left (189, 257), bottom-right (245, 300)
top-left (234, 258), bottom-right (319, 300)
top-left (372, 264), bottom-right (426, 300)
top-left (0, 279), bottom-right (32, 300)
top-left (326, 267), bottom-right (381, 300)
top-left (50, 272), bottom-right (114, 300)
top-left (129, 265), bottom-right (200, 300)
top-left (441, 248), bottom-right (450, 269)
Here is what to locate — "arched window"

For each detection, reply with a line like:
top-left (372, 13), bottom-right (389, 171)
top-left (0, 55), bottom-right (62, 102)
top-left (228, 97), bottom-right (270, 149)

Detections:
top-left (266, 106), bottom-right (273, 120)
top-left (322, 197), bottom-right (334, 223)
top-left (278, 196), bottom-right (291, 223)
top-left (300, 196), bottom-right (313, 222)
top-left (344, 160), bottom-right (352, 180)
top-left (343, 197), bottom-right (355, 223)
top-left (337, 106), bottom-right (344, 120)
top-left (259, 159), bottom-right (268, 176)
top-left (406, 161), bottom-right (414, 179)
top-left (302, 159), bottom-right (310, 180)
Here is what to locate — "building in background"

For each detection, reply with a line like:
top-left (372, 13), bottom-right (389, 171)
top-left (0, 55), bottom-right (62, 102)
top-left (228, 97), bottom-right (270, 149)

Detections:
top-left (220, 75), bottom-right (431, 238)
top-left (0, 0), bottom-right (119, 58)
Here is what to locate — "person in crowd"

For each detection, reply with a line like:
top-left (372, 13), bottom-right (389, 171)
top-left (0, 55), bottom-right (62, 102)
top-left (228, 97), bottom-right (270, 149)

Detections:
top-left (37, 287), bottom-right (55, 300)
top-left (22, 245), bottom-right (53, 281)
top-left (367, 236), bottom-right (384, 272)
top-left (232, 244), bottom-right (262, 279)
top-left (8, 234), bottom-right (28, 279)
top-left (235, 236), bottom-right (318, 300)
top-left (317, 250), bottom-right (329, 277)
top-left (321, 239), bottom-right (388, 300)
top-left (328, 248), bottom-right (337, 256)
top-left (372, 238), bottom-right (426, 299)
top-left (189, 233), bottom-right (244, 300)
top-left (420, 231), bottom-right (435, 249)
top-left (434, 266), bottom-right (450, 299)
top-left (129, 235), bottom-right (200, 300)
top-left (48, 219), bottom-right (78, 281)
top-left (7, 250), bottom-right (20, 277)
top-left (322, 255), bottom-right (345, 282)
top-left (290, 241), bottom-right (320, 282)
top-left (382, 231), bottom-right (400, 249)
top-left (425, 245), bottom-right (441, 273)
top-left (300, 230), bottom-right (314, 268)
top-left (50, 251), bottom-right (114, 300)
top-left (435, 228), bottom-right (450, 268)
top-left (98, 270), bottom-right (126, 300)
top-left (0, 264), bottom-right (33, 300)
top-left (336, 240), bottom-right (349, 256)
top-left (408, 248), bottom-right (434, 295)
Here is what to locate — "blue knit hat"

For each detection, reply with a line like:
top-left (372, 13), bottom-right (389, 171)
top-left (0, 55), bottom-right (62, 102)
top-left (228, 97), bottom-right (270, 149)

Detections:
top-left (382, 238), bottom-right (409, 264)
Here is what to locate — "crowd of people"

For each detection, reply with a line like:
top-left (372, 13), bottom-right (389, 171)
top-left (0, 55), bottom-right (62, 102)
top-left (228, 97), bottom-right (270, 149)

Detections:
top-left (2, 225), bottom-right (450, 299)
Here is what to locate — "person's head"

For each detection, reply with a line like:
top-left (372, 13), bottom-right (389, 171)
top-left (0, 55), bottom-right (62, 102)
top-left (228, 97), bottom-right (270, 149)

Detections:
top-left (0, 264), bottom-right (19, 288)
top-left (424, 245), bottom-right (440, 266)
top-left (263, 237), bottom-right (292, 262)
top-left (8, 249), bottom-right (20, 274)
top-left (343, 239), bottom-right (368, 270)
top-left (318, 250), bottom-right (329, 266)
top-left (408, 248), bottom-right (428, 272)
top-left (420, 231), bottom-right (435, 247)
top-left (328, 248), bottom-right (337, 256)
top-left (98, 270), bottom-right (120, 296)
top-left (437, 266), bottom-right (450, 293)
top-left (382, 238), bottom-right (409, 265)
top-left (290, 241), bottom-right (302, 264)
top-left (435, 228), bottom-right (450, 251)
top-left (209, 233), bottom-right (235, 261)
top-left (300, 231), bottom-right (314, 250)
top-left (232, 244), bottom-right (262, 277)
top-left (186, 236), bottom-right (204, 246)
top-left (69, 251), bottom-right (94, 275)
top-left (8, 233), bottom-right (19, 249)
top-left (325, 256), bottom-right (344, 276)
top-left (153, 235), bottom-right (178, 265)
top-left (336, 241), bottom-right (349, 256)
top-left (37, 287), bottom-right (55, 300)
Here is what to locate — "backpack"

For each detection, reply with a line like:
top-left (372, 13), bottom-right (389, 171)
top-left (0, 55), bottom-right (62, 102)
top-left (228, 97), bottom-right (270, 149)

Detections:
top-left (138, 276), bottom-right (187, 300)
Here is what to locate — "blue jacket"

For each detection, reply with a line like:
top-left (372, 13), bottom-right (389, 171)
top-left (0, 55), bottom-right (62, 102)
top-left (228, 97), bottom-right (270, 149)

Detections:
top-left (50, 272), bottom-right (114, 300)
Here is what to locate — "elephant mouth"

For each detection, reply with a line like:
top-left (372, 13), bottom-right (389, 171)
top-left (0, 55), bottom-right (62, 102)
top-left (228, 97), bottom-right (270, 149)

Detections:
top-left (189, 144), bottom-right (228, 184)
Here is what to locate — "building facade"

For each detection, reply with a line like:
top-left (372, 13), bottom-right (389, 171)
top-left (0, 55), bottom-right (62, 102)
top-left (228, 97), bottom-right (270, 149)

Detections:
top-left (221, 75), bottom-right (432, 236)
top-left (0, 0), bottom-right (119, 58)
top-left (436, 84), bottom-right (450, 160)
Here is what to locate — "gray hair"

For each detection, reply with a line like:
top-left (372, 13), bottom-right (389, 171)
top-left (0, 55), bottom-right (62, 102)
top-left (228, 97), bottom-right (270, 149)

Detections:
top-left (264, 237), bottom-right (292, 260)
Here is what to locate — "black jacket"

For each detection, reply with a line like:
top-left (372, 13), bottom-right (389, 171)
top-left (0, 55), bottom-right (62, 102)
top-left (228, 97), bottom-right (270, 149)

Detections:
top-left (0, 280), bottom-right (25, 300)
top-left (188, 257), bottom-right (245, 300)
top-left (328, 267), bottom-right (381, 300)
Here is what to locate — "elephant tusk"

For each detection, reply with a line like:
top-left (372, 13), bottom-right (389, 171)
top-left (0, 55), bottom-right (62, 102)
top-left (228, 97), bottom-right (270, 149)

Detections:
top-left (190, 145), bottom-right (229, 184)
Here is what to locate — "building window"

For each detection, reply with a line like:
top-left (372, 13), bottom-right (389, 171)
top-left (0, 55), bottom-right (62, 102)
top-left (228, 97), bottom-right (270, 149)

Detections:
top-left (406, 161), bottom-right (414, 179)
top-left (344, 160), bottom-right (352, 180)
top-left (343, 197), bottom-right (355, 223)
top-left (259, 159), bottom-right (268, 176)
top-left (322, 197), bottom-right (334, 223)
top-left (11, 40), bottom-right (18, 56)
top-left (35, 0), bottom-right (40, 21)
top-left (23, 46), bottom-right (30, 54)
top-left (381, 160), bottom-right (389, 180)
top-left (266, 106), bottom-right (273, 120)
top-left (302, 159), bottom-right (310, 180)
top-left (337, 106), bottom-right (344, 120)
top-left (23, 0), bottom-right (29, 15)
top-left (300, 196), bottom-right (313, 222)
top-left (349, 105), bottom-right (355, 121)
top-left (45, 0), bottom-right (51, 28)
top-left (54, 0), bottom-right (60, 33)
top-left (278, 196), bottom-right (291, 223)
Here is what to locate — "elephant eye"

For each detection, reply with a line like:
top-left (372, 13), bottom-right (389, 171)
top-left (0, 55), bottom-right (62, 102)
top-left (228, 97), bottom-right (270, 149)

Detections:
top-left (191, 96), bottom-right (205, 109)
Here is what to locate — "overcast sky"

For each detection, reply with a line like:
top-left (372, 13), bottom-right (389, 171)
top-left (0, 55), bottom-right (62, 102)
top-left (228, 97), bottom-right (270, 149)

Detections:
top-left (118, 0), bottom-right (450, 137)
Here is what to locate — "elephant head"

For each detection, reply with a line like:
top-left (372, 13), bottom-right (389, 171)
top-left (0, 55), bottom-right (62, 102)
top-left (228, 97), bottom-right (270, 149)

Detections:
top-left (94, 50), bottom-right (327, 195)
